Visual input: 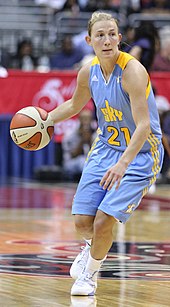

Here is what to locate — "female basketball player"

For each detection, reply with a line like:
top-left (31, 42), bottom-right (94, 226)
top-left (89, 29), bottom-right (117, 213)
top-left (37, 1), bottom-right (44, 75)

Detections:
top-left (49, 11), bottom-right (164, 296)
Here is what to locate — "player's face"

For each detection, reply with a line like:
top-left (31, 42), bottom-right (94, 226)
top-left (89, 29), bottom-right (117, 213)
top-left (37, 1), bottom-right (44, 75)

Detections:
top-left (86, 20), bottom-right (122, 59)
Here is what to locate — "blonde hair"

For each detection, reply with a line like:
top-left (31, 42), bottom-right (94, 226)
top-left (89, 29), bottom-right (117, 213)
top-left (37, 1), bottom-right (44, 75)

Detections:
top-left (88, 11), bottom-right (119, 36)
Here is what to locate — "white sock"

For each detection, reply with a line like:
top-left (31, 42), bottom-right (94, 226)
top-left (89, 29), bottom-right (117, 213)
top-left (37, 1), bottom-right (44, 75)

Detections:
top-left (85, 239), bottom-right (92, 247)
top-left (85, 251), bottom-right (106, 277)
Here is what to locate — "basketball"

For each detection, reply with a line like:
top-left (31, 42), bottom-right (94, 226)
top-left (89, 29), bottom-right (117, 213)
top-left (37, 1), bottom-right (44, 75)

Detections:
top-left (10, 106), bottom-right (54, 151)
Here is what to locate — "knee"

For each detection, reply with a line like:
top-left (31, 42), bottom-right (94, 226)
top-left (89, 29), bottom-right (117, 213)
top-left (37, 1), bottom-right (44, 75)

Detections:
top-left (74, 215), bottom-right (94, 234)
top-left (93, 215), bottom-right (115, 238)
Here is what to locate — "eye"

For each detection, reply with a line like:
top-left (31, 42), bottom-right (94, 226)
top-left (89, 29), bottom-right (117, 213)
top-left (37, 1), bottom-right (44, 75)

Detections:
top-left (110, 32), bottom-right (115, 37)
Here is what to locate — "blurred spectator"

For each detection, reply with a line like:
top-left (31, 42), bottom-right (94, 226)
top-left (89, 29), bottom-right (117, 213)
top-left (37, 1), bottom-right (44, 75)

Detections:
top-left (37, 54), bottom-right (50, 72)
top-left (106, 0), bottom-right (121, 12)
top-left (141, 0), bottom-right (170, 12)
top-left (151, 37), bottom-right (170, 71)
top-left (62, 0), bottom-right (80, 12)
top-left (73, 31), bottom-right (94, 57)
top-left (85, 0), bottom-right (113, 12)
top-left (49, 35), bottom-right (84, 70)
top-left (0, 49), bottom-right (11, 69)
top-left (159, 25), bottom-right (170, 41)
top-left (10, 39), bottom-right (38, 71)
top-left (148, 87), bottom-right (170, 191)
top-left (34, 0), bottom-right (66, 10)
top-left (153, 86), bottom-right (170, 184)
top-left (159, 110), bottom-right (170, 183)
top-left (62, 109), bottom-right (97, 181)
top-left (121, 26), bottom-right (135, 51)
top-left (155, 93), bottom-right (170, 114)
top-left (78, 54), bottom-right (95, 69)
top-left (125, 0), bottom-right (141, 15)
top-left (35, 0), bottom-right (88, 11)
top-left (126, 21), bottom-right (159, 72)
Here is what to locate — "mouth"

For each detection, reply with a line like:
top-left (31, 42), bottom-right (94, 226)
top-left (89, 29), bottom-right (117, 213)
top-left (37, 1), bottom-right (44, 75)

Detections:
top-left (102, 49), bottom-right (112, 52)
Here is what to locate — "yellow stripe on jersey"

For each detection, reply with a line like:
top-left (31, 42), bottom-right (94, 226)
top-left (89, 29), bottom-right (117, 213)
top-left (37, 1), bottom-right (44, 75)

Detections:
top-left (86, 135), bottom-right (100, 162)
top-left (150, 133), bottom-right (160, 145)
top-left (91, 56), bottom-right (100, 66)
top-left (148, 134), bottom-right (160, 168)
top-left (116, 52), bottom-right (151, 99)
top-left (148, 133), bottom-right (160, 147)
top-left (146, 78), bottom-right (151, 99)
top-left (142, 186), bottom-right (149, 197)
top-left (91, 52), bottom-right (134, 68)
top-left (147, 134), bottom-right (161, 185)
top-left (116, 51), bottom-right (134, 70)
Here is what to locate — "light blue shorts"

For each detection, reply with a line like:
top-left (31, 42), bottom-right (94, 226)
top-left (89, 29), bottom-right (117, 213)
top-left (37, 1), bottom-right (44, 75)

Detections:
top-left (72, 139), bottom-right (164, 223)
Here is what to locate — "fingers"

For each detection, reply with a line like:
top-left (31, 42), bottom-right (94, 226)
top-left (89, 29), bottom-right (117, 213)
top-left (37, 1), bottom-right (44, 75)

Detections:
top-left (100, 173), bottom-right (112, 190)
top-left (115, 177), bottom-right (121, 190)
top-left (100, 172), bottom-right (122, 191)
top-left (100, 170), bottom-right (110, 188)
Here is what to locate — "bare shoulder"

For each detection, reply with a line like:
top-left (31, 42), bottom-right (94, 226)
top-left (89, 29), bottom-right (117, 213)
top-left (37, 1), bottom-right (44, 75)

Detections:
top-left (122, 59), bottom-right (148, 93)
top-left (71, 60), bottom-right (92, 108)
top-left (77, 61), bottom-right (91, 87)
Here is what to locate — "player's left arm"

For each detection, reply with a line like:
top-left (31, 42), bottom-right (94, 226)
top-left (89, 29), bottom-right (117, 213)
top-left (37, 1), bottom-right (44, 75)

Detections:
top-left (100, 60), bottom-right (151, 190)
top-left (119, 59), bottom-right (151, 164)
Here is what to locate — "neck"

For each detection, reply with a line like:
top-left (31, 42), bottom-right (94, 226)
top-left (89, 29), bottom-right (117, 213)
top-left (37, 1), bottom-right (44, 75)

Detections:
top-left (99, 51), bottom-right (121, 81)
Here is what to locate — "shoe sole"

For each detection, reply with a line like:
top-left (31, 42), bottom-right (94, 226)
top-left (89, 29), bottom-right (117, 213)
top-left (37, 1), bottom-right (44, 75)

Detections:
top-left (71, 290), bottom-right (95, 296)
top-left (71, 283), bottom-right (97, 296)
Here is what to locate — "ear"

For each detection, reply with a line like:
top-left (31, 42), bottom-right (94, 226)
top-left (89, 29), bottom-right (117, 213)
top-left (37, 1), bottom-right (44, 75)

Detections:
top-left (118, 33), bottom-right (122, 44)
top-left (85, 35), bottom-right (92, 46)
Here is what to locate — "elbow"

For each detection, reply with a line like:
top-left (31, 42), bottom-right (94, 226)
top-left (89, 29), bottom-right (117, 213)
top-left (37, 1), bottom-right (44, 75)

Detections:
top-left (138, 120), bottom-right (151, 138)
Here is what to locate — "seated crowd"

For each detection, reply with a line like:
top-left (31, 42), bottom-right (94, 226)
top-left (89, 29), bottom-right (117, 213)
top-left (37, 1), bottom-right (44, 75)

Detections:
top-left (34, 0), bottom-right (170, 14)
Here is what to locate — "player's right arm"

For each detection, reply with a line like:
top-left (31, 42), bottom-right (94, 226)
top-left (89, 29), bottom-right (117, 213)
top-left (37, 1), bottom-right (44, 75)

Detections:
top-left (49, 63), bottom-right (91, 124)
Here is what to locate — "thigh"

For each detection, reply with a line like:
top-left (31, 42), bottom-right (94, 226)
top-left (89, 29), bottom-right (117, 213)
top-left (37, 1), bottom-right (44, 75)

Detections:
top-left (72, 141), bottom-right (122, 216)
top-left (71, 160), bottom-right (106, 216)
top-left (98, 174), bottom-right (149, 224)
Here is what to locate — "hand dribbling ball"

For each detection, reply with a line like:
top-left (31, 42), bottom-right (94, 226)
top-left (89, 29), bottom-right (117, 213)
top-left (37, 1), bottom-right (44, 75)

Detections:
top-left (10, 106), bottom-right (54, 151)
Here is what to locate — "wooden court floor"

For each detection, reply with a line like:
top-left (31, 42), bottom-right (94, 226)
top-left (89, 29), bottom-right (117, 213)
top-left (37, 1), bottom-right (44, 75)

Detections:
top-left (0, 180), bottom-right (170, 307)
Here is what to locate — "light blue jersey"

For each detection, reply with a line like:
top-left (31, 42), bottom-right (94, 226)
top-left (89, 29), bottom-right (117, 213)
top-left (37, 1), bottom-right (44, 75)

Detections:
top-left (89, 51), bottom-right (162, 152)
top-left (72, 51), bottom-right (164, 223)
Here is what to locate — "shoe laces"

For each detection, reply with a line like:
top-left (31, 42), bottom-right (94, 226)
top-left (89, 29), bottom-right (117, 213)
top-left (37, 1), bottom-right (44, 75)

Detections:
top-left (77, 246), bottom-right (90, 266)
top-left (84, 273), bottom-right (95, 282)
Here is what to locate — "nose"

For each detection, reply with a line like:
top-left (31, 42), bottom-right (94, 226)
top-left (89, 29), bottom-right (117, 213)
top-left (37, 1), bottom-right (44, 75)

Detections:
top-left (104, 35), bottom-right (111, 45)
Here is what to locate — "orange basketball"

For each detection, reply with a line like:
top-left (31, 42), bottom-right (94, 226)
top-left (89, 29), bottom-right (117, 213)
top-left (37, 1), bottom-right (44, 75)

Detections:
top-left (10, 106), bottom-right (54, 151)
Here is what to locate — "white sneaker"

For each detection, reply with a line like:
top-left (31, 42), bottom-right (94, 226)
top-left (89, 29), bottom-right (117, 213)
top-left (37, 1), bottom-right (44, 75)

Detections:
top-left (71, 272), bottom-right (97, 296)
top-left (70, 244), bottom-right (90, 279)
